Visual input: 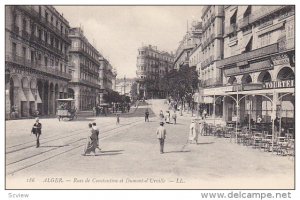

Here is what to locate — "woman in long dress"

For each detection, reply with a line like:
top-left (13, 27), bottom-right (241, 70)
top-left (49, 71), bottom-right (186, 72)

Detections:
top-left (82, 123), bottom-right (98, 156)
top-left (189, 119), bottom-right (196, 143)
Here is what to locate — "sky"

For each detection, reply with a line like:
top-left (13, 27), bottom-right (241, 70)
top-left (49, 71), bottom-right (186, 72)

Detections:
top-left (55, 6), bottom-right (203, 78)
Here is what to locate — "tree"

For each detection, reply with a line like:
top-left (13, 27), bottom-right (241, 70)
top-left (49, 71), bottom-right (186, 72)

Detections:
top-left (130, 82), bottom-right (138, 102)
top-left (160, 65), bottom-right (198, 108)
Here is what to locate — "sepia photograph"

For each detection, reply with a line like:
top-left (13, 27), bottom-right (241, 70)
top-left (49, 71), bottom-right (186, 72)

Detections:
top-left (4, 4), bottom-right (295, 191)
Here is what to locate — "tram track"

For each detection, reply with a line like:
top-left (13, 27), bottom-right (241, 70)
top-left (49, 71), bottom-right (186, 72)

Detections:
top-left (6, 117), bottom-right (137, 154)
top-left (6, 118), bottom-right (143, 175)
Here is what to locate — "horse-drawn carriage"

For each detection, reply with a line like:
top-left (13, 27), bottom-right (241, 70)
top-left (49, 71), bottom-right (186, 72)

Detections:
top-left (56, 98), bottom-right (77, 121)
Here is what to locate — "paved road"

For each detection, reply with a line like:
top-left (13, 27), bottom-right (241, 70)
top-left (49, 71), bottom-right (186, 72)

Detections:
top-left (5, 100), bottom-right (294, 189)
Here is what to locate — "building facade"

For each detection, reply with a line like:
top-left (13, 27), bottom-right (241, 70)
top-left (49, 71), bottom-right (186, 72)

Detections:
top-left (201, 5), bottom-right (294, 136)
top-left (136, 45), bottom-right (174, 99)
top-left (5, 5), bottom-right (71, 119)
top-left (68, 27), bottom-right (101, 111)
top-left (199, 6), bottom-right (224, 88)
top-left (174, 21), bottom-right (202, 70)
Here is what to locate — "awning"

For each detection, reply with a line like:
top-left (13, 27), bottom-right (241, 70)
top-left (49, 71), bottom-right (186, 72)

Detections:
top-left (241, 5), bottom-right (250, 16)
top-left (24, 89), bottom-right (35, 101)
top-left (229, 8), bottom-right (238, 20)
top-left (241, 34), bottom-right (253, 52)
top-left (19, 88), bottom-right (27, 101)
top-left (36, 91), bottom-right (42, 103)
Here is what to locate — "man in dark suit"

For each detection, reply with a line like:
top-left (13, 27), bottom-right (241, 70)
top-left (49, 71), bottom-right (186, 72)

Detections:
top-left (31, 117), bottom-right (42, 148)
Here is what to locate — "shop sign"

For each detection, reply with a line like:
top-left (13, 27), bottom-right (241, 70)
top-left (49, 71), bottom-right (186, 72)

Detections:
top-left (263, 80), bottom-right (294, 89)
top-left (271, 54), bottom-right (290, 66)
top-left (243, 83), bottom-right (263, 91)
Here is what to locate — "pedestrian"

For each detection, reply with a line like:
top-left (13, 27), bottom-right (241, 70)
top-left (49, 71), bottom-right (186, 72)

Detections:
top-left (156, 122), bottom-right (167, 154)
top-left (31, 117), bottom-right (42, 148)
top-left (92, 106), bottom-right (96, 116)
top-left (202, 109), bottom-right (207, 119)
top-left (172, 111), bottom-right (177, 125)
top-left (92, 122), bottom-right (100, 151)
top-left (82, 123), bottom-right (98, 156)
top-left (189, 119), bottom-right (197, 144)
top-left (165, 111), bottom-right (170, 123)
top-left (145, 109), bottom-right (149, 122)
top-left (116, 113), bottom-right (120, 125)
top-left (159, 110), bottom-right (164, 122)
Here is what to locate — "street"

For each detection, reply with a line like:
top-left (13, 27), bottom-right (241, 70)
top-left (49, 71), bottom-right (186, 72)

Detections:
top-left (6, 100), bottom-right (294, 189)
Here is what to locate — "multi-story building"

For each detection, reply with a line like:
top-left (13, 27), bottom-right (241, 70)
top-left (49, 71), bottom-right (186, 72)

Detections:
top-left (111, 69), bottom-right (117, 91)
top-left (99, 57), bottom-right (115, 103)
top-left (199, 6), bottom-right (224, 88)
top-left (136, 45), bottom-right (174, 98)
top-left (174, 21), bottom-right (202, 70)
top-left (201, 6), bottom-right (294, 135)
top-left (5, 5), bottom-right (71, 118)
top-left (68, 27), bottom-right (101, 110)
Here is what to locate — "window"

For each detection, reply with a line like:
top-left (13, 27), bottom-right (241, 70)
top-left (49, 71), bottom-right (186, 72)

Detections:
top-left (38, 29), bottom-right (42, 40)
top-left (22, 19), bottom-right (27, 32)
top-left (60, 63), bottom-right (63, 71)
top-left (44, 56), bottom-right (48, 66)
top-left (45, 12), bottom-right (48, 22)
top-left (12, 42), bottom-right (17, 56)
top-left (260, 32), bottom-right (271, 47)
top-left (22, 47), bottom-right (26, 59)
top-left (31, 51), bottom-right (35, 63)
top-left (44, 31), bottom-right (48, 42)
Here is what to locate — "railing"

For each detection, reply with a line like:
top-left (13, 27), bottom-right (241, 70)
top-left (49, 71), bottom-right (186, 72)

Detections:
top-left (70, 47), bottom-right (100, 65)
top-left (21, 30), bottom-right (29, 39)
top-left (217, 43), bottom-right (278, 68)
top-left (238, 16), bottom-right (250, 29)
top-left (5, 53), bottom-right (72, 80)
top-left (71, 78), bottom-right (101, 89)
top-left (16, 6), bottom-right (71, 43)
top-left (199, 78), bottom-right (223, 88)
top-left (249, 6), bottom-right (286, 24)
top-left (12, 25), bottom-right (19, 34)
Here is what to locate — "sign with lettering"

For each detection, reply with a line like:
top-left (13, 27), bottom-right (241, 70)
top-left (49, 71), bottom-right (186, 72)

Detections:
top-left (271, 54), bottom-right (290, 66)
top-left (263, 80), bottom-right (294, 89)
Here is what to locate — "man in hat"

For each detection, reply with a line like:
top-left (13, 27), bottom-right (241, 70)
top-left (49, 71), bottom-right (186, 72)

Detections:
top-left (156, 122), bottom-right (167, 154)
top-left (31, 117), bottom-right (42, 148)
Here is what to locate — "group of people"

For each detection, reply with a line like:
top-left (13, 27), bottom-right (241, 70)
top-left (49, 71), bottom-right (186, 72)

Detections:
top-left (82, 122), bottom-right (101, 156)
top-left (30, 118), bottom-right (101, 156)
top-left (159, 110), bottom-right (177, 124)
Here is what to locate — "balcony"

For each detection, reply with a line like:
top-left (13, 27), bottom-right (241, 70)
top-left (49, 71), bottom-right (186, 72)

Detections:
top-left (249, 6), bottom-right (287, 24)
top-left (16, 6), bottom-right (71, 44)
top-left (21, 30), bottom-right (29, 39)
top-left (70, 47), bottom-right (100, 65)
top-left (238, 16), bottom-right (250, 29)
top-left (199, 78), bottom-right (223, 88)
top-left (71, 78), bottom-right (101, 89)
top-left (5, 53), bottom-right (72, 80)
top-left (225, 23), bottom-right (238, 35)
top-left (216, 43), bottom-right (278, 68)
top-left (12, 25), bottom-right (19, 35)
